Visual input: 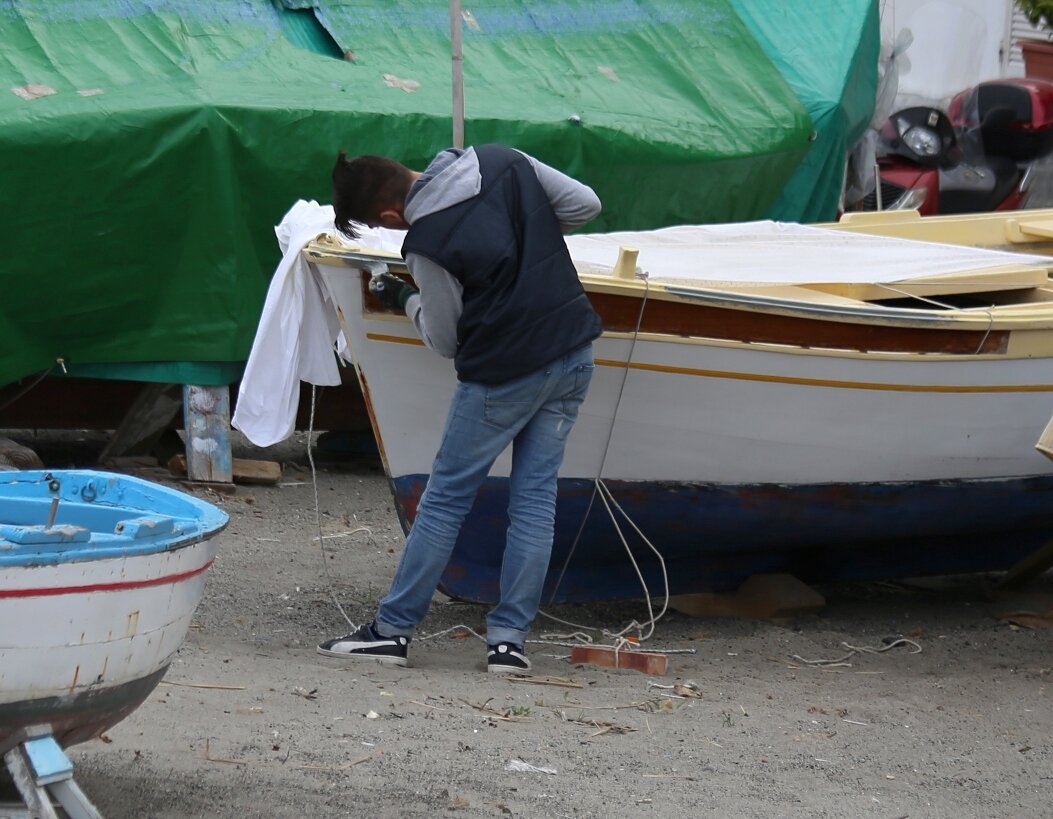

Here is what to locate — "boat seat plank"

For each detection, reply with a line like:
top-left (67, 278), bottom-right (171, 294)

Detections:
top-left (1013, 218), bottom-right (1053, 240)
top-left (669, 282), bottom-right (875, 307)
top-left (0, 523), bottom-right (91, 545)
top-left (804, 264), bottom-right (1049, 302)
top-left (595, 266), bottom-right (1050, 309)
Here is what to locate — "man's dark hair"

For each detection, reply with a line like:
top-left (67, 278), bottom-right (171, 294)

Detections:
top-left (331, 152), bottom-right (412, 239)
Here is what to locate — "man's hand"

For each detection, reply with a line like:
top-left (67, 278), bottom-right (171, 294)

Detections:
top-left (369, 272), bottom-right (418, 310)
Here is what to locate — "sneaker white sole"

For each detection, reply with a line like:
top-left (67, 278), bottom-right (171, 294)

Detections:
top-left (316, 647), bottom-right (409, 666)
top-left (487, 663), bottom-right (530, 674)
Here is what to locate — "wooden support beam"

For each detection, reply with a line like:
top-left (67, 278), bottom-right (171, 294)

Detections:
top-left (181, 385), bottom-right (233, 485)
top-left (168, 453), bottom-right (281, 486)
top-left (669, 573), bottom-right (826, 621)
top-left (97, 382), bottom-right (182, 463)
top-left (999, 539), bottom-right (1053, 589)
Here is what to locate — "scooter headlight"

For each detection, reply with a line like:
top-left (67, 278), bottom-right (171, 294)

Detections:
top-left (902, 126), bottom-right (941, 158)
top-left (888, 186), bottom-right (929, 211)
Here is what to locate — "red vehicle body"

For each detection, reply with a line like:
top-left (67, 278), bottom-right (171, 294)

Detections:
top-left (854, 78), bottom-right (1053, 215)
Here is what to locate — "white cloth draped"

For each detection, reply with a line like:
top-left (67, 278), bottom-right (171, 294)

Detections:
top-left (231, 200), bottom-right (403, 447)
top-left (565, 221), bottom-right (1050, 285)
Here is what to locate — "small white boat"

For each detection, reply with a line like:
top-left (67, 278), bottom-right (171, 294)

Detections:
top-left (304, 209), bottom-right (1053, 603)
top-left (0, 470), bottom-right (227, 747)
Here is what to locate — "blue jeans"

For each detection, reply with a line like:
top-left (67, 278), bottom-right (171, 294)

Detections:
top-left (375, 344), bottom-right (594, 646)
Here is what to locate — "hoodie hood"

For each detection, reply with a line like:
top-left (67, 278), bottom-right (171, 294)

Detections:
top-left (404, 147), bottom-right (482, 224)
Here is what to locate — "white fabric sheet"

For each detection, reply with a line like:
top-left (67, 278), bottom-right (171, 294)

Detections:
top-left (231, 200), bottom-right (403, 447)
top-left (565, 221), bottom-right (1050, 286)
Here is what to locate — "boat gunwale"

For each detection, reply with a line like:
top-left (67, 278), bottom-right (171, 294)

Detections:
top-left (304, 244), bottom-right (1053, 332)
top-left (0, 526), bottom-right (225, 569)
top-left (0, 470), bottom-right (229, 568)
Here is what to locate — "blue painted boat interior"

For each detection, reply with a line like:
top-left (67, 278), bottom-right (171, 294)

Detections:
top-left (0, 470), bottom-right (228, 567)
top-left (390, 474), bottom-right (1053, 603)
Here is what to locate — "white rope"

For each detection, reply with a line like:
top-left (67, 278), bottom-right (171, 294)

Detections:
top-left (538, 274), bottom-right (678, 648)
top-left (872, 283), bottom-right (957, 310)
top-left (975, 306), bottom-right (996, 355)
top-left (314, 271), bottom-right (682, 655)
top-left (791, 637), bottom-right (922, 667)
top-left (307, 385), bottom-right (363, 630)
top-left (416, 624), bottom-right (486, 642)
top-left (872, 282), bottom-right (998, 356)
top-left (545, 275), bottom-right (651, 601)
top-left (304, 387), bottom-right (482, 645)
top-left (534, 485), bottom-right (674, 649)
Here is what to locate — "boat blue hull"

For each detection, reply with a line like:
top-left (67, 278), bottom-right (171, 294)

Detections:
top-left (390, 475), bottom-right (1053, 603)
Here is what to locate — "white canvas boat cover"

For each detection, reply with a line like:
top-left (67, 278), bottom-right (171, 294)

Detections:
top-left (565, 221), bottom-right (1051, 285)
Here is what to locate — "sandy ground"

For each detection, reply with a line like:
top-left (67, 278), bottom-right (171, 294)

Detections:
top-left (4, 431), bottom-right (1053, 818)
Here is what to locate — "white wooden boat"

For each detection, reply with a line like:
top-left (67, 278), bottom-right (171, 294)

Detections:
top-left (0, 470), bottom-right (227, 747)
top-left (304, 210), bottom-right (1053, 603)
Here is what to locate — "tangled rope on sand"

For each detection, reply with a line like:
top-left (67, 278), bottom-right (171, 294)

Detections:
top-left (791, 637), bottom-right (923, 668)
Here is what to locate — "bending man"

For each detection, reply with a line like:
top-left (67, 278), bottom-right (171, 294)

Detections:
top-left (318, 144), bottom-right (602, 673)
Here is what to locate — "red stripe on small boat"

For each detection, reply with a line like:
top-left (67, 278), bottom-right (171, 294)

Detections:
top-left (0, 559), bottom-right (215, 599)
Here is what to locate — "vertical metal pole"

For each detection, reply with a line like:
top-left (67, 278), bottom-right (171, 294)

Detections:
top-left (450, 0), bottom-right (464, 148)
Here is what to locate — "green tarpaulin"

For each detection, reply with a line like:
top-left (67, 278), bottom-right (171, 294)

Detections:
top-left (0, 0), bottom-right (877, 388)
top-left (732, 0), bottom-right (878, 223)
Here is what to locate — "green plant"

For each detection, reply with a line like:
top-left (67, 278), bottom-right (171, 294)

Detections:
top-left (1018, 0), bottom-right (1053, 29)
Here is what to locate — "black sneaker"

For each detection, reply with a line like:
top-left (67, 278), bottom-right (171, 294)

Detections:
top-left (317, 621), bottom-right (409, 666)
top-left (487, 642), bottom-right (531, 674)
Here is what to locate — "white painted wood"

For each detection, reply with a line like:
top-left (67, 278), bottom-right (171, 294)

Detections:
top-left (0, 537), bottom-right (217, 706)
top-left (314, 258), bottom-right (1053, 490)
top-left (182, 385), bottom-right (233, 484)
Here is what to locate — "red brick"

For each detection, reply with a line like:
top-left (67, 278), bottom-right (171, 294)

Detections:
top-left (570, 645), bottom-right (667, 676)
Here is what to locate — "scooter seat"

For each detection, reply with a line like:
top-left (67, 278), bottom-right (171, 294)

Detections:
top-left (938, 155), bottom-right (1021, 215)
top-left (977, 84), bottom-right (1053, 161)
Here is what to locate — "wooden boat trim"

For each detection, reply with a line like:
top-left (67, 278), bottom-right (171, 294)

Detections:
top-left (307, 225), bottom-right (1053, 357)
top-left (361, 332), bottom-right (1052, 392)
top-left (356, 283), bottom-right (1015, 355)
top-left (828, 208), bottom-right (1053, 253)
top-left (584, 288), bottom-right (1010, 354)
top-left (310, 244), bottom-right (1044, 326)
top-left (593, 359), bottom-right (1053, 393)
top-left (578, 274), bottom-right (1051, 326)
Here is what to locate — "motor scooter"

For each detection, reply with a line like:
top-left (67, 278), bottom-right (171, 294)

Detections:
top-left (848, 77), bottom-right (1053, 215)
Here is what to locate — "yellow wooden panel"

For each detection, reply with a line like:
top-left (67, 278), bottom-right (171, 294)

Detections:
top-left (805, 264), bottom-right (1049, 302)
top-left (1012, 218), bottom-right (1053, 240)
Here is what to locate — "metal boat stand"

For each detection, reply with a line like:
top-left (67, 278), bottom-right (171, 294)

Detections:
top-left (0, 726), bottom-right (102, 819)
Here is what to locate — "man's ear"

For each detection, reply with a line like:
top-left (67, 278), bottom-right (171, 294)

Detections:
top-left (376, 205), bottom-right (409, 230)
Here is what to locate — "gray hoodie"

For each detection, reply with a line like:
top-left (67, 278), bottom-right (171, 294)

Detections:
top-left (401, 147), bottom-right (601, 358)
